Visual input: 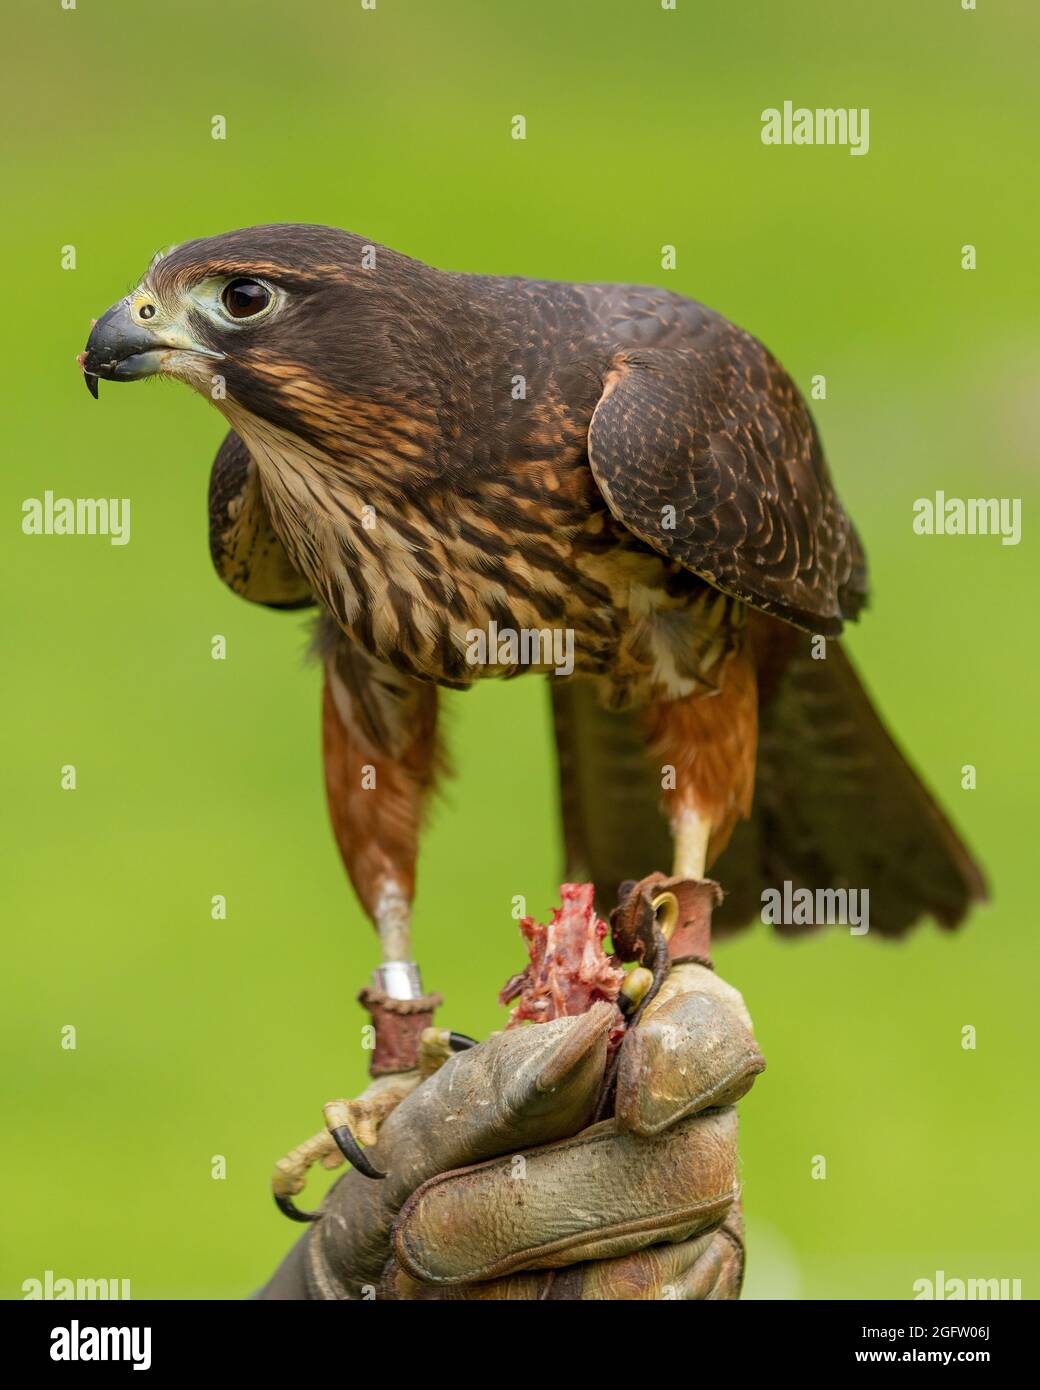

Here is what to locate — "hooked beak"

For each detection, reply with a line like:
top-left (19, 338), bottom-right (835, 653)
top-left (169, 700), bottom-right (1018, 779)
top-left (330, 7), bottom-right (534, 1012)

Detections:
top-left (79, 299), bottom-right (222, 398)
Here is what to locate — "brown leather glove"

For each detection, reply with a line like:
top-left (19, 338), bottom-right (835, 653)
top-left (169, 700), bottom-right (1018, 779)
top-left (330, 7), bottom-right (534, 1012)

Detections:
top-left (257, 964), bottom-right (764, 1301)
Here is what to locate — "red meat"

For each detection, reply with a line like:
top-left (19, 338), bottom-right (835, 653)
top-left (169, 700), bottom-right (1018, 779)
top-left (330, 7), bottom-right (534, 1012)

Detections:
top-left (499, 883), bottom-right (625, 1026)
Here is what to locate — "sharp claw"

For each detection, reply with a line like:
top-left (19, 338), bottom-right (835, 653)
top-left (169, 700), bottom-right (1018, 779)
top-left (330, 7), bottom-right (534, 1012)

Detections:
top-left (329, 1123), bottom-right (386, 1180)
top-left (273, 1193), bottom-right (322, 1223)
top-left (447, 1031), bottom-right (478, 1051)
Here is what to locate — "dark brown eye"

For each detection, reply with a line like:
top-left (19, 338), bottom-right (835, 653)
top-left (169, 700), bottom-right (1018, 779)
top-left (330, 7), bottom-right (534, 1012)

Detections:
top-left (221, 278), bottom-right (271, 319)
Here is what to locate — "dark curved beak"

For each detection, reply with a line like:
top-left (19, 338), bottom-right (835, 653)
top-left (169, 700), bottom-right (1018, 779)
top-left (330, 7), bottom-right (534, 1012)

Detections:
top-left (79, 300), bottom-right (176, 398)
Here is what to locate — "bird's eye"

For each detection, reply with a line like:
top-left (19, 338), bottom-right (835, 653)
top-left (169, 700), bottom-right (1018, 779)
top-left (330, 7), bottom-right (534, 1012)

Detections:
top-left (221, 279), bottom-right (272, 319)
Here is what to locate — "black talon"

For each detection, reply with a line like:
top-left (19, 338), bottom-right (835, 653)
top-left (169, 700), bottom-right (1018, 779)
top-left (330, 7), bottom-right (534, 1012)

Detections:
top-left (626, 922), bottom-right (671, 1029)
top-left (448, 1031), bottom-right (478, 1051)
top-left (329, 1123), bottom-right (386, 1180)
top-left (274, 1193), bottom-right (322, 1223)
top-left (618, 989), bottom-right (642, 1020)
top-left (595, 918), bottom-right (671, 1122)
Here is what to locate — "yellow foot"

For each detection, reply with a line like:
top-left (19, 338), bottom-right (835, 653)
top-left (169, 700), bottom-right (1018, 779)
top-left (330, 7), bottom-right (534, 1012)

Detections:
top-left (271, 1027), bottom-right (460, 1222)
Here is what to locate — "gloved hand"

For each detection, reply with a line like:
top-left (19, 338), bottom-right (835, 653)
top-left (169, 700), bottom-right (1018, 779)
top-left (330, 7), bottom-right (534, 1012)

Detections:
top-left (257, 963), bottom-right (764, 1301)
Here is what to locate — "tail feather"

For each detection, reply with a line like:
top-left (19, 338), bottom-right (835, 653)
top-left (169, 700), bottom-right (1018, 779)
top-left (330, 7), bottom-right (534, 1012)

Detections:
top-left (549, 638), bottom-right (987, 938)
top-left (714, 638), bottom-right (987, 936)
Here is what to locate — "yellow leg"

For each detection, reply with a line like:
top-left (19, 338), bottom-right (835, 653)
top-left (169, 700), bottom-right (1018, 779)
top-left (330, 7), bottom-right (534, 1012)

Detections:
top-left (671, 806), bottom-right (712, 879)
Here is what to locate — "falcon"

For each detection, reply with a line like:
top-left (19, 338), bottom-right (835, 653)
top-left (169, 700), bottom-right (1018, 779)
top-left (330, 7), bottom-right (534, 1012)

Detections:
top-left (80, 222), bottom-right (985, 982)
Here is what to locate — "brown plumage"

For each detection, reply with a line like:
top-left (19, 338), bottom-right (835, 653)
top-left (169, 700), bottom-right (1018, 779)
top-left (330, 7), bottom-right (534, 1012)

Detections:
top-left (82, 224), bottom-right (985, 957)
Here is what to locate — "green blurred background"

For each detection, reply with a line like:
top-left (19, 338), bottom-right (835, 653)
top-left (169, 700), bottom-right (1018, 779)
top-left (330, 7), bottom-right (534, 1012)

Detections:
top-left (2, 0), bottom-right (1036, 1299)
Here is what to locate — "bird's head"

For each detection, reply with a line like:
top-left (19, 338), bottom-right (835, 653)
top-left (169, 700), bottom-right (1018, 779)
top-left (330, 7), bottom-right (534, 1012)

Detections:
top-left (80, 224), bottom-right (443, 454)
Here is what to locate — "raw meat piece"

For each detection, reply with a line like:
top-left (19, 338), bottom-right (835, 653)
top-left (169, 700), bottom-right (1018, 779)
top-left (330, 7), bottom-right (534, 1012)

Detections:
top-left (499, 883), bottom-right (625, 1026)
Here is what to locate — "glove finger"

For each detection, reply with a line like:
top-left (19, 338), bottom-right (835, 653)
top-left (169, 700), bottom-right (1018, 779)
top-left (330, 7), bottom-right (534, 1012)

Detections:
top-left (382, 1221), bottom-right (743, 1300)
top-left (306, 1003), bottom-right (615, 1297)
top-left (577, 1227), bottom-right (717, 1299)
top-left (380, 1230), bottom-right (717, 1301)
top-left (615, 962), bottom-right (765, 1136)
top-left (392, 1106), bottom-right (739, 1287)
top-left (555, 1198), bottom-right (743, 1301)
top-left (373, 1000), bottom-right (615, 1204)
top-left (381, 1262), bottom-right (541, 1299)
top-left (584, 1220), bottom-right (743, 1300)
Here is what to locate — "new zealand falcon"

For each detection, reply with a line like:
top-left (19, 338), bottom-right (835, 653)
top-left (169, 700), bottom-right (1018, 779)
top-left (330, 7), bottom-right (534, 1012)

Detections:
top-left (81, 224), bottom-right (986, 982)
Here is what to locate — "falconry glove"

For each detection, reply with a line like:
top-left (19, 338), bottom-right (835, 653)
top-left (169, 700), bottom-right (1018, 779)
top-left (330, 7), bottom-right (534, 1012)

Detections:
top-left (257, 963), bottom-right (764, 1301)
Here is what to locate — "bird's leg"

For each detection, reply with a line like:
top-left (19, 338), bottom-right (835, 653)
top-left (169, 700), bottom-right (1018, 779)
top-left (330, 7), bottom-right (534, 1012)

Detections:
top-left (611, 657), bottom-right (756, 1036)
top-left (320, 642), bottom-right (440, 982)
top-left (634, 647), bottom-right (759, 985)
top-left (671, 805), bottom-right (713, 880)
top-left (647, 645), bottom-right (759, 878)
top-left (272, 637), bottom-right (445, 1219)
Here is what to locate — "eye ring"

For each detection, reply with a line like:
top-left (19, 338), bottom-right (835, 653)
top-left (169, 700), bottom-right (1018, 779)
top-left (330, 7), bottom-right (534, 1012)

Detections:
top-left (221, 278), bottom-right (273, 320)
